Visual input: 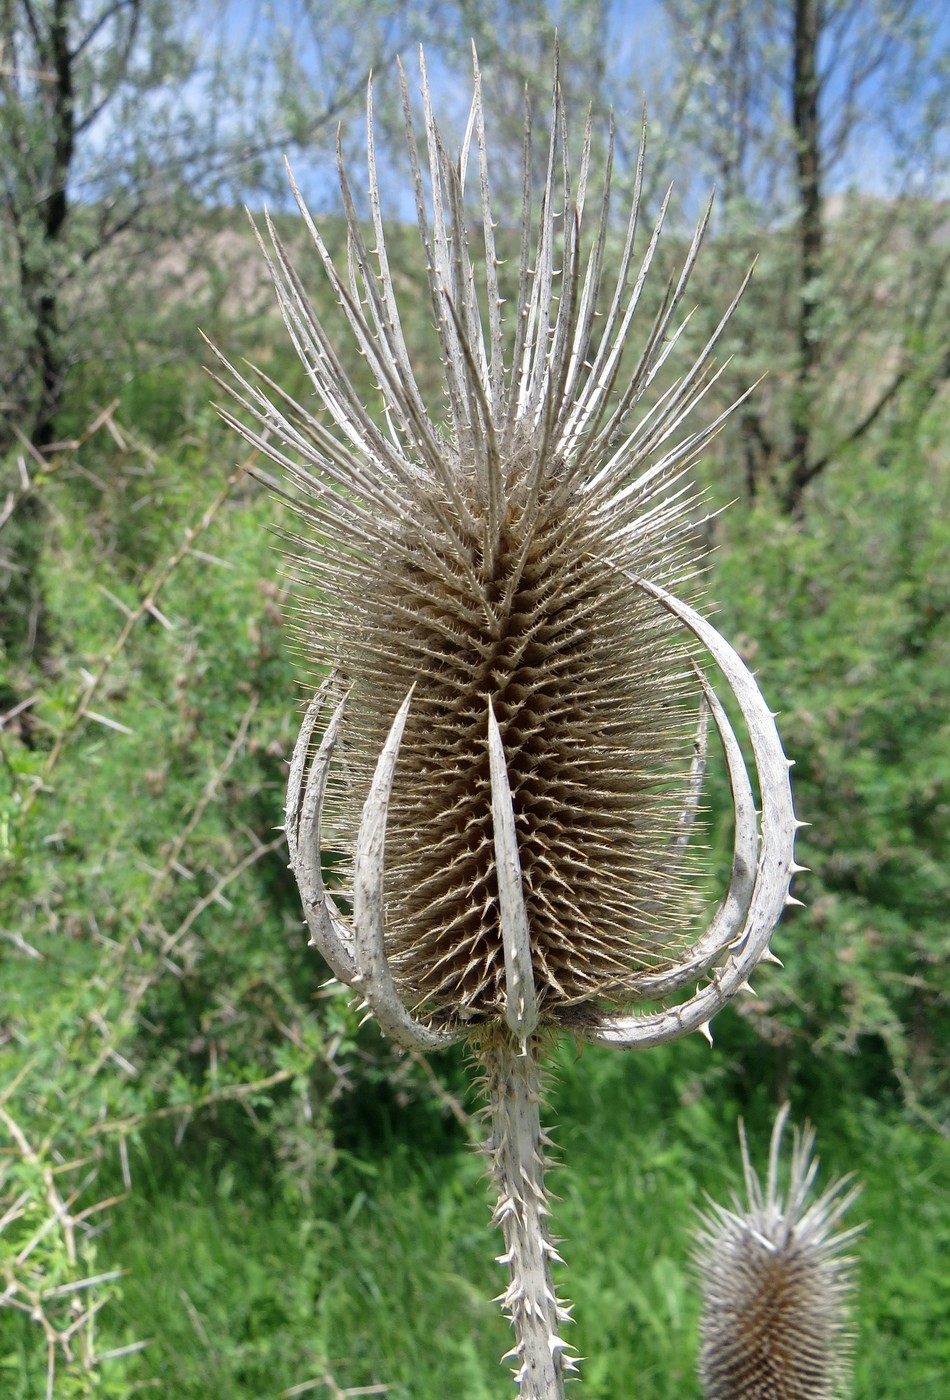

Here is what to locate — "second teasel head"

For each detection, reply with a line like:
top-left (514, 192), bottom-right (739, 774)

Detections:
top-left (214, 47), bottom-right (799, 1051)
top-left (693, 1106), bottom-right (863, 1400)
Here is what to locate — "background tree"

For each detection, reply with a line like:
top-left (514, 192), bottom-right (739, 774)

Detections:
top-left (0, 0), bottom-right (445, 701)
top-left (0, 0), bottom-right (443, 454)
top-left (653, 0), bottom-right (950, 514)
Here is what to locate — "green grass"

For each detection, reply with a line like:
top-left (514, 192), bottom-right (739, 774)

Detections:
top-left (10, 1037), bottom-right (938, 1399)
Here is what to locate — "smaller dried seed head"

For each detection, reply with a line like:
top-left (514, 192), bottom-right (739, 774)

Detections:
top-left (693, 1106), bottom-right (863, 1400)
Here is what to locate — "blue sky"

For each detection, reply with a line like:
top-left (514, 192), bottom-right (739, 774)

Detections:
top-left (264, 0), bottom-right (949, 209)
top-left (75, 0), bottom-right (949, 213)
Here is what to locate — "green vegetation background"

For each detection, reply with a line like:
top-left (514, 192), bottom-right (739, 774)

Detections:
top-left (1, 209), bottom-right (948, 1398)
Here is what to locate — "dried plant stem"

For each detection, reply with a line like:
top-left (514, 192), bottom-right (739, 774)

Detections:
top-left (481, 1033), bottom-right (573, 1399)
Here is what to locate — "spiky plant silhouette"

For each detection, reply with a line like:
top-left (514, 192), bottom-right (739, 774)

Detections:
top-left (694, 1106), bottom-right (862, 1400)
top-left (214, 45), bottom-right (800, 1400)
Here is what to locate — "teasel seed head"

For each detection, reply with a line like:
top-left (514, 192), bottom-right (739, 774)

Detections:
top-left (693, 1106), bottom-right (863, 1400)
top-left (213, 45), bottom-right (799, 1051)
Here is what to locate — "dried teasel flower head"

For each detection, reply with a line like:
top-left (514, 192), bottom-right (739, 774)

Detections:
top-left (693, 1106), bottom-right (863, 1400)
top-left (212, 46), bottom-right (800, 1054)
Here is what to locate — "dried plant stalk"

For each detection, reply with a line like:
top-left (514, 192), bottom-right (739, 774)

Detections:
top-left (481, 1034), bottom-right (574, 1397)
top-left (216, 43), bottom-right (800, 1397)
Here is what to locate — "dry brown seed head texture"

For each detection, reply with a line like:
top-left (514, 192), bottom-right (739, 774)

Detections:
top-left (694, 1107), bottom-right (863, 1400)
top-left (214, 45), bottom-right (797, 1043)
top-left (356, 470), bottom-right (703, 1020)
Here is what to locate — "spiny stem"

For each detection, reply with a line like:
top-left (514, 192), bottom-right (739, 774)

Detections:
top-left (481, 1033), bottom-right (574, 1399)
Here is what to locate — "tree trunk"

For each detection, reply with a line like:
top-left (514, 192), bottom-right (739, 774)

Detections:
top-left (1, 0), bottom-right (76, 689)
top-left (784, 0), bottom-right (823, 517)
top-left (30, 0), bottom-right (75, 448)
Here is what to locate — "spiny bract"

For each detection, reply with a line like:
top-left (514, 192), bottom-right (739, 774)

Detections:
top-left (214, 47), bottom-right (786, 1037)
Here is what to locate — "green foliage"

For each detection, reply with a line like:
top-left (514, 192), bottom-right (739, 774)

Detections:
top-left (4, 1042), bottom-right (945, 1397)
top-left (708, 398), bottom-right (950, 1116)
top-left (0, 399), bottom-right (375, 1390)
top-left (2, 127), bottom-right (948, 1395)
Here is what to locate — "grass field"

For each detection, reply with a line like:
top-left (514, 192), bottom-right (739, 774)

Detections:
top-left (4, 1037), bottom-right (944, 1398)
